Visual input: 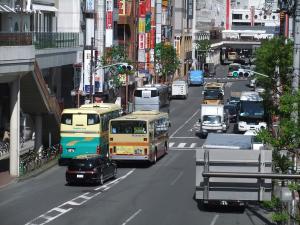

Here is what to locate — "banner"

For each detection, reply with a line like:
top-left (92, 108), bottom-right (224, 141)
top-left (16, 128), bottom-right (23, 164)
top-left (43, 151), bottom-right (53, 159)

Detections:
top-left (118, 0), bottom-right (125, 15)
top-left (106, 0), bottom-right (113, 47)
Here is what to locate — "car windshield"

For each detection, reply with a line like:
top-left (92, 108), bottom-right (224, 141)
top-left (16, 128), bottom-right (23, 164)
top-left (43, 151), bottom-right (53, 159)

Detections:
top-left (204, 90), bottom-right (222, 99)
top-left (111, 120), bottom-right (147, 134)
top-left (203, 115), bottom-right (221, 124)
top-left (229, 97), bottom-right (240, 103)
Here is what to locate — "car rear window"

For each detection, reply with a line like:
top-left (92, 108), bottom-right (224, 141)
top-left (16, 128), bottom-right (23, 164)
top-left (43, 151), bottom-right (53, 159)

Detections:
top-left (68, 158), bottom-right (97, 170)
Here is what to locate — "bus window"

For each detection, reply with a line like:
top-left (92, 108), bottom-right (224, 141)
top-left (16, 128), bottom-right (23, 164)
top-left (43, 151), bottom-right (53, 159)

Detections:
top-left (61, 114), bottom-right (73, 125)
top-left (134, 90), bottom-right (142, 97)
top-left (87, 114), bottom-right (100, 125)
top-left (110, 121), bottom-right (147, 134)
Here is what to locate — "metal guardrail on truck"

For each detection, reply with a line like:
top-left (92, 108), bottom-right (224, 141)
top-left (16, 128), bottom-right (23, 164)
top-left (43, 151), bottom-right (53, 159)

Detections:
top-left (195, 133), bottom-right (272, 207)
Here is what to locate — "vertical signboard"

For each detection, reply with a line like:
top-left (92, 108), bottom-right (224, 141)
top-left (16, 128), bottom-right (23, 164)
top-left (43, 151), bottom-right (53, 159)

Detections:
top-left (118, 0), bottom-right (125, 15)
top-left (86, 0), bottom-right (94, 12)
top-left (139, 34), bottom-right (145, 49)
top-left (82, 50), bottom-right (95, 94)
top-left (86, 18), bottom-right (95, 46)
top-left (106, 0), bottom-right (113, 47)
top-left (187, 0), bottom-right (193, 19)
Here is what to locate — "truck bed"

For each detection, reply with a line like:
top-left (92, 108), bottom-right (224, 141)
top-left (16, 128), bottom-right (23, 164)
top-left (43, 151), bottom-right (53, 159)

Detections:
top-left (196, 134), bottom-right (272, 203)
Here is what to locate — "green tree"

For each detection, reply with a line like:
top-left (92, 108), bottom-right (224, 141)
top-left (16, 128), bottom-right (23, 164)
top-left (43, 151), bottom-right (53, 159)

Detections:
top-left (100, 45), bottom-right (133, 87)
top-left (195, 39), bottom-right (211, 70)
top-left (155, 43), bottom-right (180, 82)
top-left (254, 37), bottom-right (293, 117)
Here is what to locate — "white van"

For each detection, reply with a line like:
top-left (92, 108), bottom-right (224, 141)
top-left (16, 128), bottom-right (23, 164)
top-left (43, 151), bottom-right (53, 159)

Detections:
top-left (171, 80), bottom-right (188, 99)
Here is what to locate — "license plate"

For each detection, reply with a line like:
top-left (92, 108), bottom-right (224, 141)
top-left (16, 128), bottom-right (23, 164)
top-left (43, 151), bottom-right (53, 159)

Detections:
top-left (76, 174), bottom-right (84, 178)
top-left (67, 148), bottom-right (75, 153)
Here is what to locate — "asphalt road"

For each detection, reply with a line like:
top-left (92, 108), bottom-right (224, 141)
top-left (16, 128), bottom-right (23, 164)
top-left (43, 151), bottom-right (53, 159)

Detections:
top-left (0, 66), bottom-right (273, 225)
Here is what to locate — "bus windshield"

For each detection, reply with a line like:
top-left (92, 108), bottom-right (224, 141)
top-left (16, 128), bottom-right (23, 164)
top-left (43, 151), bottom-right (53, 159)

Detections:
top-left (240, 101), bottom-right (264, 117)
top-left (111, 121), bottom-right (147, 134)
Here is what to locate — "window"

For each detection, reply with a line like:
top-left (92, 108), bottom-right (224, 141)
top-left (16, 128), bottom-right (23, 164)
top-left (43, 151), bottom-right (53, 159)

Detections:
top-left (263, 15), bottom-right (267, 19)
top-left (61, 114), bottom-right (73, 125)
top-left (87, 114), bottom-right (100, 125)
top-left (101, 115), bottom-right (109, 131)
top-left (111, 121), bottom-right (147, 134)
top-left (232, 14), bottom-right (242, 20)
top-left (254, 15), bottom-right (258, 19)
top-left (245, 15), bottom-right (249, 19)
top-left (272, 15), bottom-right (276, 20)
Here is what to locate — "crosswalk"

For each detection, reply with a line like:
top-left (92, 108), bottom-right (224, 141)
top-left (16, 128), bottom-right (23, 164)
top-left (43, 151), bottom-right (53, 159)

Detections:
top-left (204, 77), bottom-right (248, 81)
top-left (169, 142), bottom-right (201, 150)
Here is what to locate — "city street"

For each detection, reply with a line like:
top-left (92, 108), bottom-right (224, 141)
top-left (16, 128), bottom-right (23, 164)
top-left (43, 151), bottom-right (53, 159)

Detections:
top-left (0, 66), bottom-right (273, 225)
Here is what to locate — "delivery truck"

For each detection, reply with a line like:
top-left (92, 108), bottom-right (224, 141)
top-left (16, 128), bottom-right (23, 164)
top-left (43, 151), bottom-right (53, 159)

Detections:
top-left (195, 133), bottom-right (272, 208)
top-left (171, 80), bottom-right (189, 99)
top-left (198, 104), bottom-right (228, 137)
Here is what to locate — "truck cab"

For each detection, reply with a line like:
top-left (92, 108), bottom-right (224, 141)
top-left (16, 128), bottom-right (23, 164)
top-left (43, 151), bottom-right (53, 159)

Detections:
top-left (198, 104), bottom-right (228, 138)
top-left (202, 82), bottom-right (224, 104)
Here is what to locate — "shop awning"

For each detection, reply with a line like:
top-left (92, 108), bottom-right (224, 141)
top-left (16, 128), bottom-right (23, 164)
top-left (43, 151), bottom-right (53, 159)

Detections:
top-left (32, 4), bottom-right (57, 12)
top-left (0, 4), bottom-right (15, 13)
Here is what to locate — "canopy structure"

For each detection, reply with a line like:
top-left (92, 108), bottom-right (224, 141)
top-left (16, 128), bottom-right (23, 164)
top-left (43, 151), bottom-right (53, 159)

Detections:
top-left (0, 4), bottom-right (15, 13)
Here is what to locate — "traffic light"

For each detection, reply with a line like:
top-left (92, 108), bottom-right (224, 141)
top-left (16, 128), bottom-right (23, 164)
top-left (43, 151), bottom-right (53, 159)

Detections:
top-left (116, 63), bottom-right (134, 74)
top-left (232, 71), bottom-right (239, 77)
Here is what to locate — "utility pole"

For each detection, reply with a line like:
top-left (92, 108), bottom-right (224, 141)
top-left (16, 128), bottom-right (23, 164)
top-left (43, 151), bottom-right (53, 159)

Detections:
top-left (191, 0), bottom-right (197, 69)
top-left (291, 1), bottom-right (300, 224)
top-left (89, 37), bottom-right (94, 103)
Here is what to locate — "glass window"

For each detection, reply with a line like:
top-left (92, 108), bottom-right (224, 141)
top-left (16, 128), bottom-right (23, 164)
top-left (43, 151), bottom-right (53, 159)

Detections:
top-left (203, 115), bottom-right (221, 124)
top-left (111, 121), bottom-right (147, 134)
top-left (87, 114), bottom-right (100, 125)
top-left (61, 114), bottom-right (72, 125)
top-left (134, 90), bottom-right (142, 97)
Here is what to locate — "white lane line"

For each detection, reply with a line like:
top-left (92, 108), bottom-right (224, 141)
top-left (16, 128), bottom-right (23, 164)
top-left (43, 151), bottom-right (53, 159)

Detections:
top-left (177, 143), bottom-right (186, 148)
top-left (121, 209), bottom-right (142, 225)
top-left (210, 214), bottom-right (219, 225)
top-left (190, 143), bottom-right (197, 148)
top-left (25, 170), bottom-right (135, 225)
top-left (94, 169), bottom-right (135, 191)
top-left (170, 148), bottom-right (197, 151)
top-left (169, 142), bottom-right (175, 147)
top-left (170, 171), bottom-right (183, 186)
top-left (170, 109), bottom-right (200, 138)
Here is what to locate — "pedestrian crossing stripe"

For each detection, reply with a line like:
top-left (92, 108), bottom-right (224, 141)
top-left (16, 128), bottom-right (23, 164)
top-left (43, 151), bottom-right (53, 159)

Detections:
top-left (204, 77), bottom-right (247, 80)
top-left (169, 142), bottom-right (200, 149)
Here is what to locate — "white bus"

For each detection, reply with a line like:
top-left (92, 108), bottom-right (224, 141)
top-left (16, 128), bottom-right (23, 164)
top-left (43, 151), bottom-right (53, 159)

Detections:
top-left (238, 91), bottom-right (267, 132)
top-left (134, 84), bottom-right (170, 112)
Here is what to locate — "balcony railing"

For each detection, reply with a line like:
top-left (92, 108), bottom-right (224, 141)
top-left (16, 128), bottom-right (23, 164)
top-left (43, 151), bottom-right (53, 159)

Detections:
top-left (0, 32), bottom-right (79, 49)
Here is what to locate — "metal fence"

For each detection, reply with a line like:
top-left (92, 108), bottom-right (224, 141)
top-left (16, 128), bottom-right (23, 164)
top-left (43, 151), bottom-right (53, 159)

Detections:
top-left (0, 32), bottom-right (79, 49)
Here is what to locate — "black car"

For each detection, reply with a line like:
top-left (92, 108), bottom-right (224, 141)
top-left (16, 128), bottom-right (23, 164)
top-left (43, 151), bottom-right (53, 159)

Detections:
top-left (224, 104), bottom-right (238, 122)
top-left (227, 96), bottom-right (240, 108)
top-left (66, 154), bottom-right (117, 185)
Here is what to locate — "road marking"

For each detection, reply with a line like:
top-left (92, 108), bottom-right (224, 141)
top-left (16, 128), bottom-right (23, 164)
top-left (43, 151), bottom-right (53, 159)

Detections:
top-left (190, 143), bottom-right (197, 148)
top-left (170, 171), bottom-right (183, 186)
top-left (177, 143), bottom-right (186, 148)
top-left (169, 142), bottom-right (175, 147)
top-left (121, 209), bottom-right (142, 225)
top-left (25, 170), bottom-right (135, 225)
top-left (210, 214), bottom-right (219, 225)
top-left (170, 148), bottom-right (199, 151)
top-left (170, 109), bottom-right (200, 138)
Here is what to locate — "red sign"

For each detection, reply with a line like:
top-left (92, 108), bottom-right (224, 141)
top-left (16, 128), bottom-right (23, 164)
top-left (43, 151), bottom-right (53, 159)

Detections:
top-left (151, 28), bottom-right (155, 48)
top-left (106, 11), bottom-right (113, 29)
top-left (145, 0), bottom-right (151, 13)
top-left (139, 34), bottom-right (145, 49)
top-left (139, 2), bottom-right (146, 17)
top-left (145, 33), bottom-right (151, 49)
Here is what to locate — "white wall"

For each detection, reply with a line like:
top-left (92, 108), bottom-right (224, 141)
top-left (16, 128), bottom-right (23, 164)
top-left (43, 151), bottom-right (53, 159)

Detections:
top-left (56, 0), bottom-right (80, 32)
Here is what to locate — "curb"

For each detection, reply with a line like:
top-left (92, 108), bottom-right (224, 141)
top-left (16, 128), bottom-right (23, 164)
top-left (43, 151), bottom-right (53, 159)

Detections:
top-left (17, 158), bottom-right (58, 182)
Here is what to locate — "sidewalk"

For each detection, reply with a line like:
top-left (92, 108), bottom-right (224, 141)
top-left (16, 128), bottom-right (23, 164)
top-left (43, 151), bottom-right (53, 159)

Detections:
top-left (0, 170), bottom-right (16, 188)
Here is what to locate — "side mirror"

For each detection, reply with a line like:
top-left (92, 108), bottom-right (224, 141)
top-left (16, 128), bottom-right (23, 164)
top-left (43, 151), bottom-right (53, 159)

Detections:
top-left (199, 119), bottom-right (201, 123)
top-left (169, 122), bottom-right (171, 127)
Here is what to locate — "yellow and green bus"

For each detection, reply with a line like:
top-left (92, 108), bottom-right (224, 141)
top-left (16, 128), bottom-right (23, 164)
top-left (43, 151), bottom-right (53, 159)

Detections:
top-left (58, 103), bottom-right (121, 165)
top-left (109, 110), bottom-right (170, 164)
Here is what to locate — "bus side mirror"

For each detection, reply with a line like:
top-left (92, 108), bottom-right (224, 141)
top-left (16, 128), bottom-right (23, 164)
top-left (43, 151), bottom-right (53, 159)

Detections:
top-left (199, 119), bottom-right (201, 123)
top-left (169, 122), bottom-right (171, 127)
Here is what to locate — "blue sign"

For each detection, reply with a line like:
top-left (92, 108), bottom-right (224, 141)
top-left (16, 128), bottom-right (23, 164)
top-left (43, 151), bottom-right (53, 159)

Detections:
top-left (86, 0), bottom-right (94, 12)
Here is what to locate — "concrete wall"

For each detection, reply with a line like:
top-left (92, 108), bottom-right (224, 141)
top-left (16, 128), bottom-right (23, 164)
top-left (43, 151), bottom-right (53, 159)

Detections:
top-left (56, 0), bottom-right (80, 32)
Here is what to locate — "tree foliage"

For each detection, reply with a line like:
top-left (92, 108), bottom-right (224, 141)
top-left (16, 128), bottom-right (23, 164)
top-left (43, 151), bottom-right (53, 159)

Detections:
top-left (255, 37), bottom-right (293, 113)
top-left (195, 39), bottom-right (211, 56)
top-left (155, 43), bottom-right (180, 82)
